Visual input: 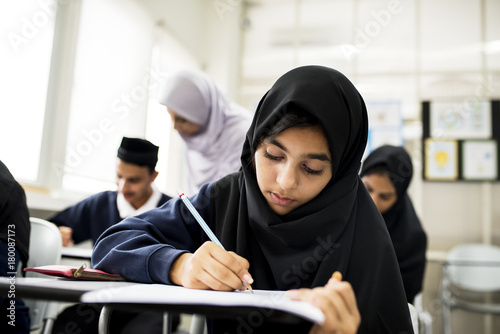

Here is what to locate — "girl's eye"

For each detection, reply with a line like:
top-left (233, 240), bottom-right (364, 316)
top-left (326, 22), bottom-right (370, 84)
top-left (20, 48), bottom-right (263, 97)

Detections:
top-left (303, 164), bottom-right (324, 176)
top-left (264, 151), bottom-right (281, 161)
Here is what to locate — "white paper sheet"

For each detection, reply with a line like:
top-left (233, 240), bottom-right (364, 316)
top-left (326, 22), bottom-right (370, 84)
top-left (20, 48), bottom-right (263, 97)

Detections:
top-left (81, 284), bottom-right (325, 324)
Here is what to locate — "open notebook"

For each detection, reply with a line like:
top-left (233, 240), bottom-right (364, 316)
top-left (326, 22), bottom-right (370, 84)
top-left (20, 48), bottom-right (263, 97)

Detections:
top-left (81, 284), bottom-right (325, 324)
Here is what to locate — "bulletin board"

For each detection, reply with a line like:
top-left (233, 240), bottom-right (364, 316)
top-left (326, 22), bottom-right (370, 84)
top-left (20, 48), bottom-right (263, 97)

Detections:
top-left (422, 100), bottom-right (500, 181)
top-left (364, 100), bottom-right (404, 162)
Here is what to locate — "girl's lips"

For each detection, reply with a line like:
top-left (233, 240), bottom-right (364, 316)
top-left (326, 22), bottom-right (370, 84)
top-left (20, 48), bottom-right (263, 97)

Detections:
top-left (270, 192), bottom-right (294, 206)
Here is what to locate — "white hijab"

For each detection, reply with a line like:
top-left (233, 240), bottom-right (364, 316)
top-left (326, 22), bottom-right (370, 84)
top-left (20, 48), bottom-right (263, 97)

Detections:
top-left (158, 70), bottom-right (252, 194)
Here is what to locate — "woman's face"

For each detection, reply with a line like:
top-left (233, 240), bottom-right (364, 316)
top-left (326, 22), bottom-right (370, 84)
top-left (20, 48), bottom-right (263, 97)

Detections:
top-left (167, 108), bottom-right (201, 136)
top-left (361, 173), bottom-right (398, 214)
top-left (254, 126), bottom-right (333, 215)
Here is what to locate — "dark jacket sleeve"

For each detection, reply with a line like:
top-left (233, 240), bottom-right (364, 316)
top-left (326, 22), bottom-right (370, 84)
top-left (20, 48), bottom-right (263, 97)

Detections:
top-left (92, 185), bottom-right (211, 284)
top-left (50, 197), bottom-right (94, 244)
top-left (50, 191), bottom-right (122, 244)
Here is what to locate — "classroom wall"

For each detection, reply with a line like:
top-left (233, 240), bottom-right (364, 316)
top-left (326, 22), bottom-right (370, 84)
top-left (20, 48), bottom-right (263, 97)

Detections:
top-left (137, 0), bottom-right (244, 101)
top-left (139, 0), bottom-right (206, 58)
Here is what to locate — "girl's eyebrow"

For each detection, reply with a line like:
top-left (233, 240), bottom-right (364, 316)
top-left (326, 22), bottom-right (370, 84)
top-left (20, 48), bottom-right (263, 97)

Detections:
top-left (268, 138), bottom-right (332, 162)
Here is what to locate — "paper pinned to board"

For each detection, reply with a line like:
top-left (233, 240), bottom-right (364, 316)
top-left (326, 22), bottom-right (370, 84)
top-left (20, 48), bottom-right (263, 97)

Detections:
top-left (81, 284), bottom-right (325, 324)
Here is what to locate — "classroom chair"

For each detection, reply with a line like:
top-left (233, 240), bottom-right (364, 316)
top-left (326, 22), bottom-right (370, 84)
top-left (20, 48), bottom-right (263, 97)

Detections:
top-left (23, 217), bottom-right (63, 333)
top-left (408, 302), bottom-right (420, 334)
top-left (439, 243), bottom-right (500, 334)
top-left (413, 292), bottom-right (432, 334)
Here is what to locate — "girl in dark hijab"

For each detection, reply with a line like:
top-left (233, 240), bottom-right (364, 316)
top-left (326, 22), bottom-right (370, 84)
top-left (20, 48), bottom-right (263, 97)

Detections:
top-left (93, 66), bottom-right (413, 333)
top-left (360, 145), bottom-right (427, 303)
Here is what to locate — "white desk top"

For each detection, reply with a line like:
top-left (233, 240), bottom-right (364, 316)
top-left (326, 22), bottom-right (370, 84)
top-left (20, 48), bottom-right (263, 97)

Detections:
top-left (0, 277), bottom-right (135, 302)
top-left (82, 284), bottom-right (324, 324)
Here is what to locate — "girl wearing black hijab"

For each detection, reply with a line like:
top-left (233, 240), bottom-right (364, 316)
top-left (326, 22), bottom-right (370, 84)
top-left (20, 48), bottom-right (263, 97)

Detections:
top-left (93, 66), bottom-right (413, 333)
top-left (360, 145), bottom-right (428, 304)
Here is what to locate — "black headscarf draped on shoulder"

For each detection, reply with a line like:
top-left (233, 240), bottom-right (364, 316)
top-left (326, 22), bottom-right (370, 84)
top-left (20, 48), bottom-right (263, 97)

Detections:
top-left (210, 66), bottom-right (413, 333)
top-left (361, 145), bottom-right (428, 303)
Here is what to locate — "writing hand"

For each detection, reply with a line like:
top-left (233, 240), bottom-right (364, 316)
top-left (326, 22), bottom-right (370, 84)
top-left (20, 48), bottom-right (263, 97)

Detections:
top-left (169, 241), bottom-right (253, 291)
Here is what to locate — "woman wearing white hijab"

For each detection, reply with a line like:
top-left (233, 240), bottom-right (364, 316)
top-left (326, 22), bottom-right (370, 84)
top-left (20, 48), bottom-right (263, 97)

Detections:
top-left (158, 70), bottom-right (252, 194)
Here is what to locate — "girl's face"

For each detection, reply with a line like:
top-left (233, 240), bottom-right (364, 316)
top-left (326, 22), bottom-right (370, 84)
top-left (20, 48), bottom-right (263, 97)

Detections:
top-left (254, 126), bottom-right (333, 215)
top-left (361, 173), bottom-right (397, 214)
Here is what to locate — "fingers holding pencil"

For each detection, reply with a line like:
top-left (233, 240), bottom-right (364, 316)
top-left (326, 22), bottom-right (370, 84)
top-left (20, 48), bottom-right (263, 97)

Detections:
top-left (178, 192), bottom-right (254, 292)
top-left (170, 241), bottom-right (254, 292)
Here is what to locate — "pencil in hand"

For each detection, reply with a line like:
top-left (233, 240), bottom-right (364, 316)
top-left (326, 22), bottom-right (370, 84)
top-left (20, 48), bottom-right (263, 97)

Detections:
top-left (243, 281), bottom-right (254, 293)
top-left (178, 192), bottom-right (254, 293)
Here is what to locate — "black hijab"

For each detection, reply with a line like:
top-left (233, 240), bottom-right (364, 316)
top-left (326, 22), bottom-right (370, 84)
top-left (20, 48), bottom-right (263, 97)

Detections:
top-left (210, 66), bottom-right (413, 333)
top-left (0, 161), bottom-right (30, 271)
top-left (360, 145), bottom-right (427, 303)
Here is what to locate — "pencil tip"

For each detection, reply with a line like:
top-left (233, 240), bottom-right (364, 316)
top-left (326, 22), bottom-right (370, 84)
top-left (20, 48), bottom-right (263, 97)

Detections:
top-left (331, 271), bottom-right (342, 281)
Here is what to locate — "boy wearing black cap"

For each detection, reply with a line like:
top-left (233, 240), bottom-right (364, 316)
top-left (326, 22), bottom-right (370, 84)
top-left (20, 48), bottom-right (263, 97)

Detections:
top-left (50, 137), bottom-right (171, 247)
top-left (50, 138), bottom-right (178, 334)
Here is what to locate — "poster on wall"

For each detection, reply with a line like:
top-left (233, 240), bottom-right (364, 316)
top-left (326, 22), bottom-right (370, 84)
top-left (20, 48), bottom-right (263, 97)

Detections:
top-left (462, 140), bottom-right (498, 180)
top-left (365, 100), bottom-right (403, 159)
top-left (422, 100), bottom-right (500, 181)
top-left (430, 101), bottom-right (491, 139)
top-left (424, 139), bottom-right (458, 181)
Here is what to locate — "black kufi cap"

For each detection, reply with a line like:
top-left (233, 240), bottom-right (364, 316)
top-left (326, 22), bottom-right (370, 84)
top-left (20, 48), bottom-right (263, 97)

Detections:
top-left (117, 137), bottom-right (159, 167)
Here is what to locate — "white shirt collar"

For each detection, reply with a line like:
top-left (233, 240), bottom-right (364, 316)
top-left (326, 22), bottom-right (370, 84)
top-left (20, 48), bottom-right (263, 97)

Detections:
top-left (116, 184), bottom-right (162, 218)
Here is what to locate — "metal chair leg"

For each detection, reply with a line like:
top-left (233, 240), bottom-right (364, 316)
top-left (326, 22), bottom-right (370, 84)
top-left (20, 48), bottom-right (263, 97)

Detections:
top-left (99, 305), bottom-right (113, 334)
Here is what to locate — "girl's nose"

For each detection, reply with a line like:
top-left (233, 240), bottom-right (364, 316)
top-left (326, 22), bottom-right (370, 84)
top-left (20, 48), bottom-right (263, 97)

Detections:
top-left (277, 163), bottom-right (298, 190)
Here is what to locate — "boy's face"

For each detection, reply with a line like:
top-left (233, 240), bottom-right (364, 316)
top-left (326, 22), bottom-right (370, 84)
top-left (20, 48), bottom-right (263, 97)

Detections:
top-left (254, 126), bottom-right (332, 215)
top-left (116, 159), bottom-right (158, 209)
